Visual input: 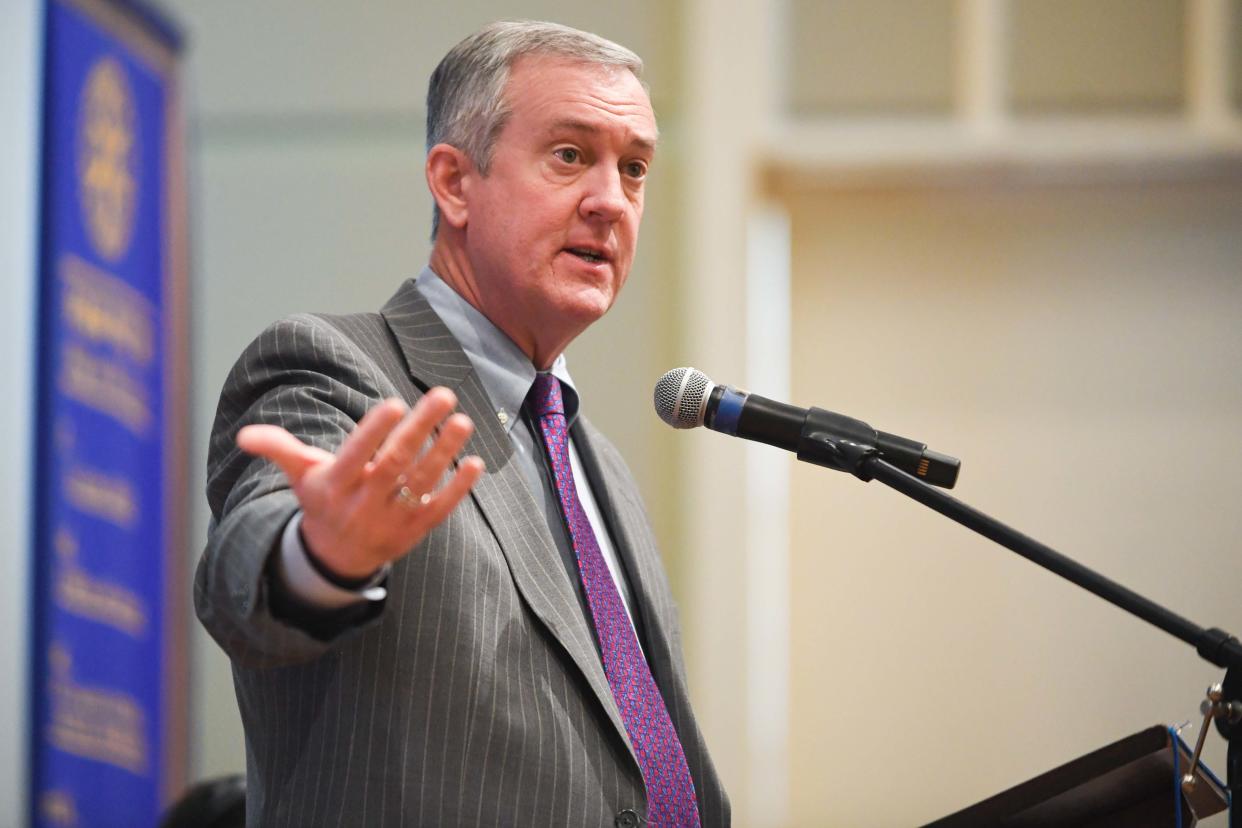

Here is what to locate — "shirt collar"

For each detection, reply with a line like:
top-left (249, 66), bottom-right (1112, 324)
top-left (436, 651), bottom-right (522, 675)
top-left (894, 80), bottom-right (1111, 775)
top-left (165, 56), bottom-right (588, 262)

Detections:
top-left (413, 266), bottom-right (580, 433)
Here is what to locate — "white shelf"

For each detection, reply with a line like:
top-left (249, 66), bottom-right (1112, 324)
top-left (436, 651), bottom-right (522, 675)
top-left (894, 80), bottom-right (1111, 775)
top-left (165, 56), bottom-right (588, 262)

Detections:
top-left (762, 0), bottom-right (1242, 187)
top-left (765, 116), bottom-right (1242, 173)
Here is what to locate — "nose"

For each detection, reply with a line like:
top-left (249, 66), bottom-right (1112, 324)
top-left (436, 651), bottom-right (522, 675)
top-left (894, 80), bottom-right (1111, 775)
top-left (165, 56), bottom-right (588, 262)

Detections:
top-left (578, 165), bottom-right (627, 224)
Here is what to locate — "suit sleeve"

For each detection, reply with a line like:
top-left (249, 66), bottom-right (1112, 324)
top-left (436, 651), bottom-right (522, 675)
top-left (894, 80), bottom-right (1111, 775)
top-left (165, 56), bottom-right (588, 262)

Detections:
top-left (194, 312), bottom-right (405, 668)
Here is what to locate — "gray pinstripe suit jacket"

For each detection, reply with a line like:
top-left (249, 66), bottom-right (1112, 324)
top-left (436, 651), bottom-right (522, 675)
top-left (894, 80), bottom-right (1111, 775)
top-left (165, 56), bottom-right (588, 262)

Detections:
top-left (196, 279), bottom-right (730, 827)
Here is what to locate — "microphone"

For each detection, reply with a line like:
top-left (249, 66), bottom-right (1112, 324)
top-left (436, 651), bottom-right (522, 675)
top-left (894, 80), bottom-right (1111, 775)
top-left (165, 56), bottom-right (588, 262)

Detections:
top-left (653, 367), bottom-right (960, 488)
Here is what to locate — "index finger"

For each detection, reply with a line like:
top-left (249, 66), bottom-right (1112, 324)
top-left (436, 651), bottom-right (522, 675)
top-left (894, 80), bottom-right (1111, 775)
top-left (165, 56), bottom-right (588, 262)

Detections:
top-left (365, 387), bottom-right (460, 482)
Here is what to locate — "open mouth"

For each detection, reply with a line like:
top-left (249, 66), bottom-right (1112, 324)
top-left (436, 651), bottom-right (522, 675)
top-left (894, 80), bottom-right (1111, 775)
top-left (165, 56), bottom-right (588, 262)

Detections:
top-left (565, 247), bottom-right (607, 264)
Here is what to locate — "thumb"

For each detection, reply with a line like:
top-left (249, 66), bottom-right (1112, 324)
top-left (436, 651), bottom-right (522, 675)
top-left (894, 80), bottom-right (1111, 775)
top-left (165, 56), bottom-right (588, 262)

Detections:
top-left (237, 424), bottom-right (334, 483)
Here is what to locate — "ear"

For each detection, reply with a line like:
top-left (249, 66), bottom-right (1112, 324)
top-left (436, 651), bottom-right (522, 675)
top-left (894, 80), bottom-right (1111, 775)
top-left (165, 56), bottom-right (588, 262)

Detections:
top-left (425, 143), bottom-right (472, 230)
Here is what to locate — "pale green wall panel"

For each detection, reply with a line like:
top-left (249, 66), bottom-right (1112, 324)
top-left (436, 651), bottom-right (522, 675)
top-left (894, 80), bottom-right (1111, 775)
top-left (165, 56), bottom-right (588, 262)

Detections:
top-left (1011, 0), bottom-right (1185, 113)
top-left (163, 0), bottom-right (680, 118)
top-left (787, 0), bottom-right (956, 115)
top-left (0, 0), bottom-right (40, 816)
top-left (1233, 0), bottom-right (1242, 111)
top-left (175, 10), bottom-right (684, 778)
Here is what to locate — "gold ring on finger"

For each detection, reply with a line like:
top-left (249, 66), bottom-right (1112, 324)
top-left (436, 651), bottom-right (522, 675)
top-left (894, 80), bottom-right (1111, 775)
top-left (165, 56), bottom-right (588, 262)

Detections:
top-left (395, 485), bottom-right (417, 507)
top-left (395, 485), bottom-right (432, 509)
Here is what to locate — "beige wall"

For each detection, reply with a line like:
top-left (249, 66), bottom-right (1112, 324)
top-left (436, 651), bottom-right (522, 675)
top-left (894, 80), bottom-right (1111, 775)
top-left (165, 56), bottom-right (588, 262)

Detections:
top-left (783, 178), bottom-right (1242, 826)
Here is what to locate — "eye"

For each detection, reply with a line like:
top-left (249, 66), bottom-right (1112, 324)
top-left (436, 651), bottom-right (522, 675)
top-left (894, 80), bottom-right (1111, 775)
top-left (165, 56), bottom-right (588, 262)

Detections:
top-left (624, 160), bottom-right (648, 180)
top-left (553, 147), bottom-right (581, 164)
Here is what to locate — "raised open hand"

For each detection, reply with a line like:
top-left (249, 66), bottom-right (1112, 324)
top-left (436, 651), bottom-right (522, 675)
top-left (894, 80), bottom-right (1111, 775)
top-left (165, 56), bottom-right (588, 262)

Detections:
top-left (236, 387), bottom-right (486, 579)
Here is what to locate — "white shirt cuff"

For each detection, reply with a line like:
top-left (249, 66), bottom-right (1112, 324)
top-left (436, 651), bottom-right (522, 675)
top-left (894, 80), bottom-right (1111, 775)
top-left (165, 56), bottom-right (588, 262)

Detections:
top-left (275, 512), bottom-right (389, 609)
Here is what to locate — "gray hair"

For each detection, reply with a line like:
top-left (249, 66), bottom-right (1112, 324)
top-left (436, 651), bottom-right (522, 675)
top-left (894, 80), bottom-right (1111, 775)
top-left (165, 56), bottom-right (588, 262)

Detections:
top-left (426, 20), bottom-right (645, 238)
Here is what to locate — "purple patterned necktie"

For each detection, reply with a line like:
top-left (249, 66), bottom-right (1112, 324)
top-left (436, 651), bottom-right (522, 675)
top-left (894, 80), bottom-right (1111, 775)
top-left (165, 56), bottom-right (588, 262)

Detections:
top-left (529, 373), bottom-right (700, 827)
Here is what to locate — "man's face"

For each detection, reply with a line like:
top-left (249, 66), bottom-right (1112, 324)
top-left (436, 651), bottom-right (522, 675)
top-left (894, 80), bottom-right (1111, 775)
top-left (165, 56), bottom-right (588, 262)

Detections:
top-left (460, 56), bottom-right (657, 358)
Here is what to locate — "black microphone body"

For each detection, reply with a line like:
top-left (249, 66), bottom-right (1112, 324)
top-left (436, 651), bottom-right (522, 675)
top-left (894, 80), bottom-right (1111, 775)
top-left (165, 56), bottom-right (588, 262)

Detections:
top-left (656, 368), bottom-right (960, 488)
top-left (717, 390), bottom-right (804, 450)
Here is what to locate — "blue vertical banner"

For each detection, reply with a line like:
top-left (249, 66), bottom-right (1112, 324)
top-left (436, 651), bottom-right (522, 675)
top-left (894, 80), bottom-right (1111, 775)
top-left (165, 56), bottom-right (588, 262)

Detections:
top-left (33, 0), bottom-right (188, 825)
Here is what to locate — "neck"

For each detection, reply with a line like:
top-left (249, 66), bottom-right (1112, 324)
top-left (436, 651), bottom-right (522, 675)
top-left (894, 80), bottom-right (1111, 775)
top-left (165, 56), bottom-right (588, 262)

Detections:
top-left (429, 234), bottom-right (576, 371)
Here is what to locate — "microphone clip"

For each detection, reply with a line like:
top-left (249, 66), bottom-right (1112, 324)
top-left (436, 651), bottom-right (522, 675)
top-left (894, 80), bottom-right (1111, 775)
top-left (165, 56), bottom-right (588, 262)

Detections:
top-left (795, 407), bottom-right (880, 482)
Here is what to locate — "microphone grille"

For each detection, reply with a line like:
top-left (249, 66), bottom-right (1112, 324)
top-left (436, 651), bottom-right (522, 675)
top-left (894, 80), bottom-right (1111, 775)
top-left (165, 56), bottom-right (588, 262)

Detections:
top-left (653, 367), bottom-right (713, 429)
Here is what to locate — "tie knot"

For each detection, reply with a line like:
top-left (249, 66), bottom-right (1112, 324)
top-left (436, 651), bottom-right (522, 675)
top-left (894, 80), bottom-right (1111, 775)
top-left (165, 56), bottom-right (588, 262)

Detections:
top-left (528, 372), bottom-right (564, 418)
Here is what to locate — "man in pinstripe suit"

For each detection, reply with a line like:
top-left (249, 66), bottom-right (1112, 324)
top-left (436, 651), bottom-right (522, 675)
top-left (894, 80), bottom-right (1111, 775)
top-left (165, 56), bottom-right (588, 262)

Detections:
top-left (197, 21), bottom-right (729, 827)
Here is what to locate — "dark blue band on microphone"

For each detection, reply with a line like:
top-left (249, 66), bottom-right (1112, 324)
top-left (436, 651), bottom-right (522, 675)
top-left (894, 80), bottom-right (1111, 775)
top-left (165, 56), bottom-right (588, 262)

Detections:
top-left (711, 386), bottom-right (747, 435)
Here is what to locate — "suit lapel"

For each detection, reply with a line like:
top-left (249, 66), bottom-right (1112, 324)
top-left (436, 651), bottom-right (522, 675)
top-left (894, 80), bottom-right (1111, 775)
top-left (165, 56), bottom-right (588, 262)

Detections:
top-left (380, 282), bottom-right (639, 767)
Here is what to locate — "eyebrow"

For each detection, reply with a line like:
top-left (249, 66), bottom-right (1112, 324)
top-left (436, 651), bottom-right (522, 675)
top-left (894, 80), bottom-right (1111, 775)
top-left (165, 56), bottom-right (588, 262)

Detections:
top-left (547, 118), bottom-right (658, 152)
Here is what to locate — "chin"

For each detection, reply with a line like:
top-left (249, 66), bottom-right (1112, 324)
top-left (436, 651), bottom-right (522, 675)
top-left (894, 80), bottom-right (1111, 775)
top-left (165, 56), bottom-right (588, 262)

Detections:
top-left (561, 286), bottom-right (618, 324)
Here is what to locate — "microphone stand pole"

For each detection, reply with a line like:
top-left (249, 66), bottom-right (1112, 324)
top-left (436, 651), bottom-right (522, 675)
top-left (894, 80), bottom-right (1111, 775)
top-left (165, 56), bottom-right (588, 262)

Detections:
top-left (796, 432), bottom-right (1242, 824)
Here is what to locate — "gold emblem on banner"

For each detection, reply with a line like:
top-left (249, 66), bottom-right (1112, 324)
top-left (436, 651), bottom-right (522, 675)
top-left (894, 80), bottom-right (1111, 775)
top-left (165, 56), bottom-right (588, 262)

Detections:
top-left (39, 789), bottom-right (79, 827)
top-left (78, 57), bottom-right (138, 262)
